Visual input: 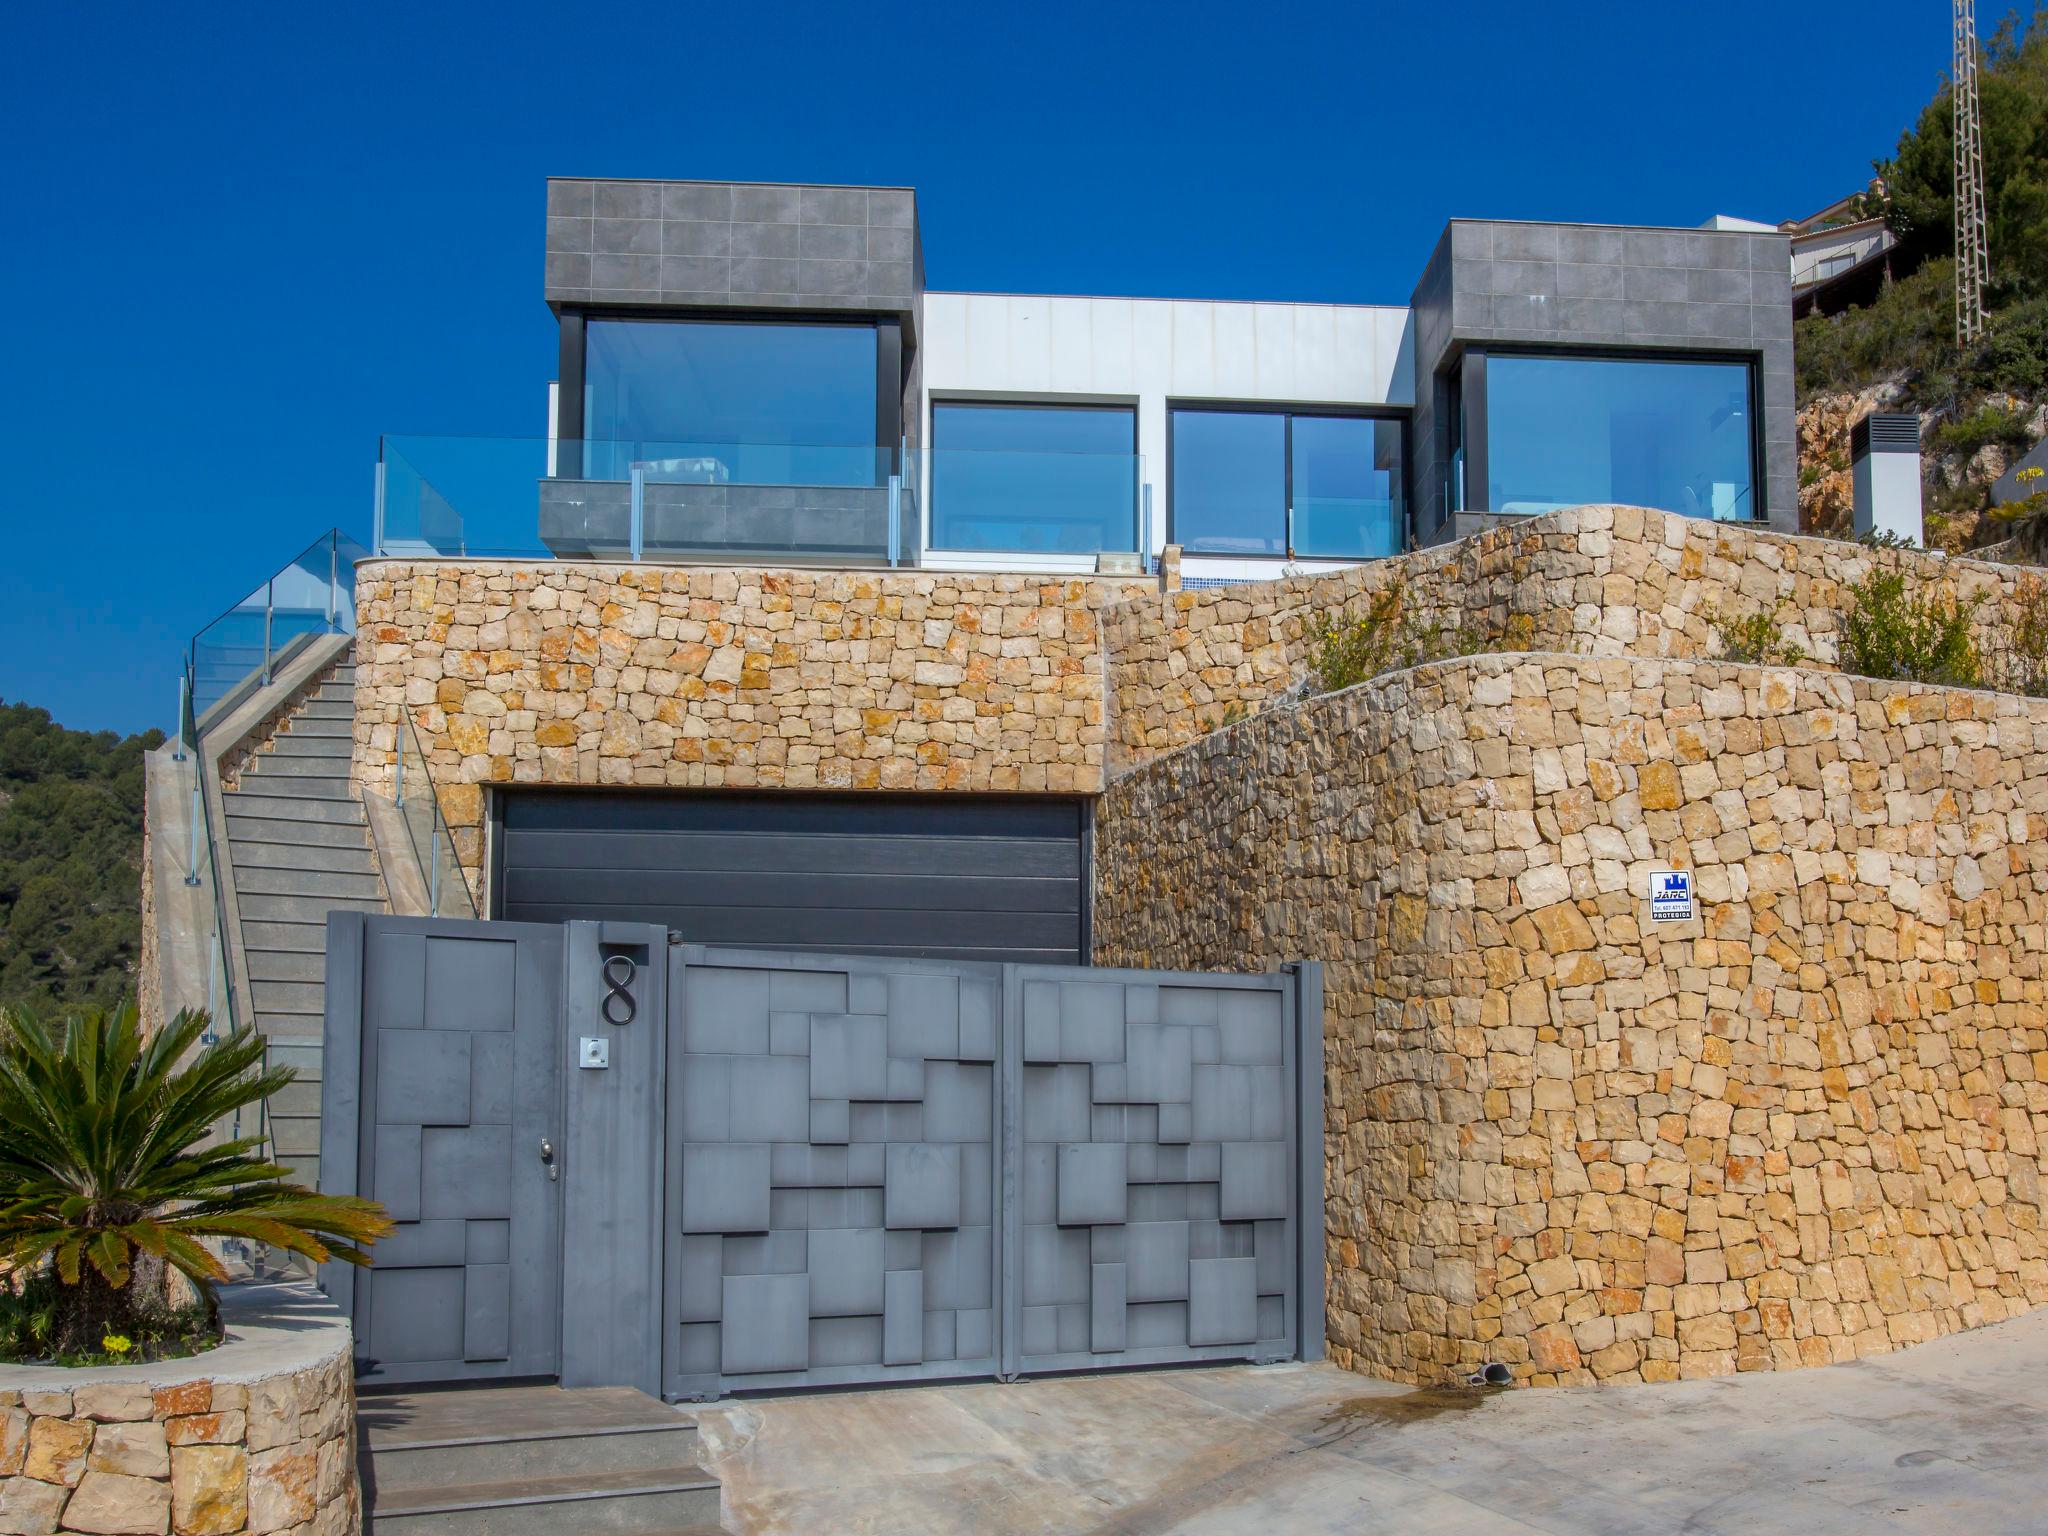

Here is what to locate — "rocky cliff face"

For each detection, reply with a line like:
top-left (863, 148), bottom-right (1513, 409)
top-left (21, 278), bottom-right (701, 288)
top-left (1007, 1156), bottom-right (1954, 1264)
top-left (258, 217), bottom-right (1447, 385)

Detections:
top-left (1797, 378), bottom-right (2046, 550)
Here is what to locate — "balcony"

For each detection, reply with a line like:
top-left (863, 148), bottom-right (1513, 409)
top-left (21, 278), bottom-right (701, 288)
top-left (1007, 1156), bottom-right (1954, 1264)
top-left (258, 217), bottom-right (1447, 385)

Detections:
top-left (374, 436), bottom-right (1150, 570)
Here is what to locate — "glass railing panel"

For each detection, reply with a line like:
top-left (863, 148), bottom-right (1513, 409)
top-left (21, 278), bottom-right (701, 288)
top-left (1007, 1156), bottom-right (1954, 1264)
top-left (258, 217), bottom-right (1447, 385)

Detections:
top-left (394, 714), bottom-right (477, 919)
top-left (1291, 497), bottom-right (1405, 560)
top-left (187, 530), bottom-right (362, 729)
top-left (925, 449), bottom-right (1143, 554)
top-left (380, 436), bottom-right (900, 564)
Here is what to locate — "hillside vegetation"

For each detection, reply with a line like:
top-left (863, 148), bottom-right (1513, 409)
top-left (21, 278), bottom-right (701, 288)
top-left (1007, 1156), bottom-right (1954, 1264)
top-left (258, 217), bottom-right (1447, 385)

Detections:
top-left (1796, 6), bottom-right (2048, 547)
top-left (0, 702), bottom-right (164, 1014)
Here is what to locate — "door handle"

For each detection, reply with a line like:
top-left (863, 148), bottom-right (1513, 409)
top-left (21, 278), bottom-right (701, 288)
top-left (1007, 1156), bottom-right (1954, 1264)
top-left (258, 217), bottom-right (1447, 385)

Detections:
top-left (540, 1137), bottom-right (557, 1181)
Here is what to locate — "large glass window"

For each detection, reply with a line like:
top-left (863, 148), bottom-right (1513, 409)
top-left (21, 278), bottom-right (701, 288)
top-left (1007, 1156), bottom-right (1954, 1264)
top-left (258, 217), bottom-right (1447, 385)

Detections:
top-left (1170, 409), bottom-right (1404, 558)
top-left (1479, 353), bottom-right (1755, 521)
top-left (930, 403), bottom-right (1138, 552)
top-left (582, 318), bottom-right (878, 486)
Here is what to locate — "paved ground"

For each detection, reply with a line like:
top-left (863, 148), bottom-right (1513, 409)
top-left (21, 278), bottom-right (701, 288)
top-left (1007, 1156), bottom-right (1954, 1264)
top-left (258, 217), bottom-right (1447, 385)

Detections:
top-left (692, 1307), bottom-right (2048, 1534)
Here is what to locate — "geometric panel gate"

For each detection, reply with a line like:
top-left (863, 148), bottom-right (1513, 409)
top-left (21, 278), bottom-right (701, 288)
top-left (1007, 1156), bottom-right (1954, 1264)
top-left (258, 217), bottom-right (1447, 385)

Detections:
top-left (322, 914), bottom-right (1321, 1399)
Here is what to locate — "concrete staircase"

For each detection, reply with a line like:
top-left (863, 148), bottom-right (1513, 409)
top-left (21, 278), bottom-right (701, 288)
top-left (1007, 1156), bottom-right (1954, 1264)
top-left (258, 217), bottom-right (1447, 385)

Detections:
top-left (358, 1384), bottom-right (724, 1534)
top-left (220, 657), bottom-right (381, 1181)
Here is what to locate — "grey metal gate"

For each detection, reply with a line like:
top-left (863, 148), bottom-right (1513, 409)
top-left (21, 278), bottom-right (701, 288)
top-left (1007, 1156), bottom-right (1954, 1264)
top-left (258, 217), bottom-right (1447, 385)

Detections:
top-left (323, 914), bottom-right (1321, 1398)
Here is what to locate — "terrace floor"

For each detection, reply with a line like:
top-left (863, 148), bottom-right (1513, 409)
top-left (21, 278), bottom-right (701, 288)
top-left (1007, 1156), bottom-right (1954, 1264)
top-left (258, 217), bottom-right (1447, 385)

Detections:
top-left (693, 1306), bottom-right (2048, 1535)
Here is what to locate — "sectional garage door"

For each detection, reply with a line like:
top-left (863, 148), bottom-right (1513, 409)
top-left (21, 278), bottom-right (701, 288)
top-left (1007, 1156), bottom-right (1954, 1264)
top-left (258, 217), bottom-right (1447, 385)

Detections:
top-left (492, 791), bottom-right (1087, 965)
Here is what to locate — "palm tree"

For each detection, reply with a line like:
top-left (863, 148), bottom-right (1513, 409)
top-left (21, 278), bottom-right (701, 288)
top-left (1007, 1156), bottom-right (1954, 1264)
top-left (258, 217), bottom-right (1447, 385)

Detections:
top-left (0, 1003), bottom-right (390, 1357)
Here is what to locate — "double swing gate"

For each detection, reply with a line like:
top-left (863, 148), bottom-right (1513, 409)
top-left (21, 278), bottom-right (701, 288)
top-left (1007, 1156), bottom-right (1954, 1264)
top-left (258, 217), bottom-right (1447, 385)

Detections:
top-left (322, 914), bottom-right (1323, 1400)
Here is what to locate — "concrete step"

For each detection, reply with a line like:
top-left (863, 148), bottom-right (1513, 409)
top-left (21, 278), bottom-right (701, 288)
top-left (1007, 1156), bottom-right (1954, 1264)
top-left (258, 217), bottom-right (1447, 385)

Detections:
top-left (230, 838), bottom-right (376, 875)
top-left (248, 746), bottom-right (355, 774)
top-left (280, 716), bottom-right (354, 739)
top-left (251, 979), bottom-right (327, 1016)
top-left (365, 1423), bottom-right (703, 1494)
top-left (232, 773), bottom-right (356, 800)
top-left (293, 698), bottom-right (355, 721)
top-left (360, 1386), bottom-right (719, 1535)
top-left (235, 865), bottom-right (383, 900)
top-left (224, 792), bottom-right (364, 825)
top-left (246, 948), bottom-right (325, 985)
top-left (362, 1467), bottom-right (721, 1534)
top-left (228, 814), bottom-right (373, 849)
top-left (238, 891), bottom-right (383, 923)
top-left (242, 920), bottom-right (328, 954)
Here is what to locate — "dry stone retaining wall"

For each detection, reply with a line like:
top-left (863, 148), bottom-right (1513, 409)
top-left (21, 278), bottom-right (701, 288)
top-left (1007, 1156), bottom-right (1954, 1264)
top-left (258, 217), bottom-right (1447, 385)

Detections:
top-left (352, 562), bottom-right (1154, 886)
top-left (0, 1290), bottom-right (356, 1536)
top-left (1102, 505), bottom-right (2047, 774)
top-left (1095, 651), bottom-right (2048, 1387)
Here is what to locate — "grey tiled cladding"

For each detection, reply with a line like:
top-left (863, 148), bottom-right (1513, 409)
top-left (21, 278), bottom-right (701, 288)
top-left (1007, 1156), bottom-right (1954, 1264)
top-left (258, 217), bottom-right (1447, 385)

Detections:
top-left (536, 479), bottom-right (891, 562)
top-left (664, 955), bottom-right (1300, 1397)
top-left (546, 178), bottom-right (920, 322)
top-left (1410, 219), bottom-right (1798, 540)
top-left (667, 959), bottom-right (1005, 1397)
top-left (1013, 975), bottom-right (1296, 1371)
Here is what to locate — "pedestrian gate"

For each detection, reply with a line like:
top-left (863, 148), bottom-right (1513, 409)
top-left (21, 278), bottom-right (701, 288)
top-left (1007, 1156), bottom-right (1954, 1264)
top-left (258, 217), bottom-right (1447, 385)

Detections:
top-left (322, 915), bottom-right (1323, 1399)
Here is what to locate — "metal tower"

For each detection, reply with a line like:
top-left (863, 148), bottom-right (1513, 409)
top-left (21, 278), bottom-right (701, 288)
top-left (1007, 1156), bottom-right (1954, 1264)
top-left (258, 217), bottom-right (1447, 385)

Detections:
top-left (1954, 0), bottom-right (1991, 343)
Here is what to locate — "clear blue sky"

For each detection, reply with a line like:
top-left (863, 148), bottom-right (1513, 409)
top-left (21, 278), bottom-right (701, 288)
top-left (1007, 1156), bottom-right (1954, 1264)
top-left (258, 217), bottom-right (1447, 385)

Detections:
top-left (0, 0), bottom-right (1945, 734)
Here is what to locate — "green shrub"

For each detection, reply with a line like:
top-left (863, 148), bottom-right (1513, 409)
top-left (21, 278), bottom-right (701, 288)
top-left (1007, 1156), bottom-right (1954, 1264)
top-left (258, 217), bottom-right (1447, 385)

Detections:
top-left (1305, 580), bottom-right (1482, 695)
top-left (1932, 402), bottom-right (2036, 457)
top-left (0, 1003), bottom-right (392, 1360)
top-left (1838, 568), bottom-right (1985, 687)
top-left (1989, 571), bottom-right (2048, 696)
top-left (1990, 465), bottom-right (2048, 562)
top-left (1705, 599), bottom-right (1808, 666)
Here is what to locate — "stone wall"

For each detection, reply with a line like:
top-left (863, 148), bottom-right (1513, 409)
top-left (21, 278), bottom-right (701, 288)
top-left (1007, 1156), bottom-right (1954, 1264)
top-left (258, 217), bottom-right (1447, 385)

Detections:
top-left (1095, 650), bottom-right (2048, 1387)
top-left (0, 1286), bottom-right (356, 1535)
top-left (353, 561), bottom-right (1154, 884)
top-left (1102, 505), bottom-right (2047, 775)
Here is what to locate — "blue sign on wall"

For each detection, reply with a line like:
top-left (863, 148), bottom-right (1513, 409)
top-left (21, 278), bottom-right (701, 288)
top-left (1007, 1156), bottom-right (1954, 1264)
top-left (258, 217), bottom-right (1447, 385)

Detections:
top-left (1649, 868), bottom-right (1694, 922)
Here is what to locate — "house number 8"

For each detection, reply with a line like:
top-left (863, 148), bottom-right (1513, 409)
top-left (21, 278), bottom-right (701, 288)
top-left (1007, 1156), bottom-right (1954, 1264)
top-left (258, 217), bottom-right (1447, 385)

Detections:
top-left (600, 954), bottom-right (637, 1025)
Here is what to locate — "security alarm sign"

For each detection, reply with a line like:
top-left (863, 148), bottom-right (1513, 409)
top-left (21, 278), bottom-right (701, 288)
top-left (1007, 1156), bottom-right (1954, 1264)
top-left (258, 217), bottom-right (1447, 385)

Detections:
top-left (1648, 868), bottom-right (1694, 922)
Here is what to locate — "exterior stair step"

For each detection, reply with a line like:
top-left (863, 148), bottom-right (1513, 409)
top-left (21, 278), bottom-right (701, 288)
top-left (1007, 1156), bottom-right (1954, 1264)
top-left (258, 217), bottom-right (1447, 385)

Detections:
top-left (232, 772), bottom-right (356, 798)
top-left (246, 949), bottom-right (326, 984)
top-left (237, 891), bottom-right (383, 923)
top-left (241, 920), bottom-right (329, 954)
top-left (223, 791), bottom-right (364, 822)
top-left (359, 1386), bottom-right (720, 1535)
top-left (235, 865), bottom-right (382, 900)
top-left (229, 839), bottom-right (376, 875)
top-left (280, 716), bottom-right (355, 739)
top-left (228, 814), bottom-right (374, 848)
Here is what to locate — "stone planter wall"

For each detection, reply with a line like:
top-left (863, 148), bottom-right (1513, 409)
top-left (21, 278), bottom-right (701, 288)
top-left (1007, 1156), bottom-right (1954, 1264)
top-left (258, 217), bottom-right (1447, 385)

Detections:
top-left (351, 562), bottom-right (1156, 890)
top-left (0, 1285), bottom-right (357, 1536)
top-left (1101, 504), bottom-right (2048, 775)
top-left (1095, 651), bottom-right (2048, 1387)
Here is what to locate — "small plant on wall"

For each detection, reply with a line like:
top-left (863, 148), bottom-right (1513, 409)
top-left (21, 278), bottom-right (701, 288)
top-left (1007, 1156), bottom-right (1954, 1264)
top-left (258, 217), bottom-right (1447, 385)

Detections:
top-left (1306, 579), bottom-right (1484, 695)
top-left (0, 1003), bottom-right (391, 1364)
top-left (1704, 598), bottom-right (1809, 667)
top-left (1838, 568), bottom-right (1985, 688)
top-left (1990, 572), bottom-right (2048, 698)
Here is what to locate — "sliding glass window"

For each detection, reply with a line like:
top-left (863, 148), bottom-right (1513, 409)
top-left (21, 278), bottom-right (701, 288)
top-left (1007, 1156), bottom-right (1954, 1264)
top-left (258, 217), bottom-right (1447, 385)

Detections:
top-left (1477, 353), bottom-right (1755, 521)
top-left (582, 318), bottom-right (880, 486)
top-left (929, 403), bottom-right (1138, 552)
top-left (1170, 408), bottom-right (1405, 558)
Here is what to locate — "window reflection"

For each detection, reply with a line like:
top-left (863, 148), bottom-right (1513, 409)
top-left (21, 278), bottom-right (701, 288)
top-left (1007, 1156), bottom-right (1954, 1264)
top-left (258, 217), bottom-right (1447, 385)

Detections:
top-left (1481, 354), bottom-right (1754, 521)
top-left (582, 319), bottom-right (879, 486)
top-left (1171, 409), bottom-right (1404, 558)
top-left (930, 404), bottom-right (1137, 552)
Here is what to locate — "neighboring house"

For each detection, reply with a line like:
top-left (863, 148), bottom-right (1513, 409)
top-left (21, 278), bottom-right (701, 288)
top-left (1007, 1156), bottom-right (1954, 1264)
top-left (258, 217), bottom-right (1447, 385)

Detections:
top-left (1778, 189), bottom-right (1917, 321)
top-left (149, 175), bottom-right (1796, 1182)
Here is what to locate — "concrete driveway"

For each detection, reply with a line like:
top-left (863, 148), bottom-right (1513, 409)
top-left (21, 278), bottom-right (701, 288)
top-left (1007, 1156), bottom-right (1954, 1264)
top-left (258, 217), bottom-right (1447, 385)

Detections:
top-left (692, 1307), bottom-right (2048, 1535)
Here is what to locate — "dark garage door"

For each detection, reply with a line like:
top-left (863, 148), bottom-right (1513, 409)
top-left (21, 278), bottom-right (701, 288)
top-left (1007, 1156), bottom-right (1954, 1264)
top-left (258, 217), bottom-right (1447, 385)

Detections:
top-left (493, 791), bottom-right (1087, 964)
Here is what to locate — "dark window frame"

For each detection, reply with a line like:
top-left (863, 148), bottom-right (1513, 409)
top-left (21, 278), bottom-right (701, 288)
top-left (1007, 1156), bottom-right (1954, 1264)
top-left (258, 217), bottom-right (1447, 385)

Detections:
top-left (1459, 345), bottom-right (1766, 525)
top-left (1165, 400), bottom-right (1411, 560)
top-left (927, 398), bottom-right (1141, 554)
top-left (555, 306), bottom-right (903, 484)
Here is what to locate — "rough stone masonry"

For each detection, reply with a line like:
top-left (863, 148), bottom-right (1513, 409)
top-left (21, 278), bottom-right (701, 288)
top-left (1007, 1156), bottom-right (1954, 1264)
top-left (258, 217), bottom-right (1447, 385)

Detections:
top-left (1096, 652), bottom-right (2048, 1386)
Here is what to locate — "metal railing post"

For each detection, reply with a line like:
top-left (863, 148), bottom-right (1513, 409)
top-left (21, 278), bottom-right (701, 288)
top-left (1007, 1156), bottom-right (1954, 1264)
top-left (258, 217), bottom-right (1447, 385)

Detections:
top-left (429, 809), bottom-right (441, 915)
top-left (394, 733), bottom-right (405, 809)
top-left (184, 772), bottom-right (202, 888)
top-left (327, 531), bottom-right (338, 631)
top-left (173, 672), bottom-right (189, 762)
top-left (262, 579), bottom-right (275, 686)
top-left (629, 462), bottom-right (646, 562)
top-left (1141, 483), bottom-right (1154, 565)
top-left (887, 474), bottom-right (902, 567)
top-left (372, 460), bottom-right (387, 556)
